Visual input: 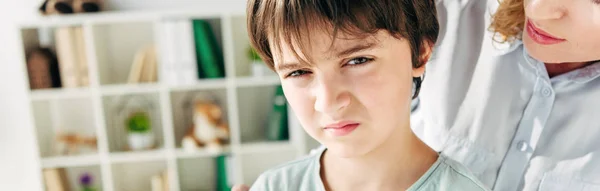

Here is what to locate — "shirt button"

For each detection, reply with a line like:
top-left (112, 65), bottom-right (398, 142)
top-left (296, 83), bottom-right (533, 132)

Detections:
top-left (541, 88), bottom-right (552, 97)
top-left (516, 141), bottom-right (528, 152)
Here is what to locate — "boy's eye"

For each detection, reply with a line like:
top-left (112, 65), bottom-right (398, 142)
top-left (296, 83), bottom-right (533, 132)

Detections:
top-left (346, 57), bottom-right (373, 66)
top-left (286, 70), bottom-right (311, 78)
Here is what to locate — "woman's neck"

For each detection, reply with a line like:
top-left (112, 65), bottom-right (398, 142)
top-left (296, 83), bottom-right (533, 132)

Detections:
top-left (320, 123), bottom-right (438, 191)
top-left (544, 62), bottom-right (592, 78)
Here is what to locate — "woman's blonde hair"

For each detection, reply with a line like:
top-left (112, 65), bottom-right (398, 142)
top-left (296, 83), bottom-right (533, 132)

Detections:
top-left (489, 0), bottom-right (525, 43)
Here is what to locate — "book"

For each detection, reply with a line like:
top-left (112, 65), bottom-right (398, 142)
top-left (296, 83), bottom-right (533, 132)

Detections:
top-left (127, 45), bottom-right (157, 84)
top-left (150, 170), bottom-right (169, 191)
top-left (157, 21), bottom-right (179, 85)
top-left (73, 27), bottom-right (89, 86)
top-left (43, 168), bottom-right (71, 191)
top-left (150, 173), bottom-right (163, 191)
top-left (177, 19), bottom-right (200, 83)
top-left (192, 19), bottom-right (225, 79)
top-left (215, 155), bottom-right (234, 191)
top-left (55, 27), bottom-right (79, 88)
top-left (157, 20), bottom-right (198, 85)
top-left (55, 26), bottom-right (89, 88)
top-left (266, 86), bottom-right (289, 141)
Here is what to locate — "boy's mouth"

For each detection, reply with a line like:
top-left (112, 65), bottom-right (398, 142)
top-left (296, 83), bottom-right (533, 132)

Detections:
top-left (324, 121), bottom-right (360, 136)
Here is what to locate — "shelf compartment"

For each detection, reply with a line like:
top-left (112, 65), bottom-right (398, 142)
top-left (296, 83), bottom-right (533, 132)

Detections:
top-left (237, 85), bottom-right (289, 144)
top-left (170, 89), bottom-right (231, 149)
top-left (21, 26), bottom-right (92, 91)
top-left (32, 98), bottom-right (99, 158)
top-left (41, 165), bottom-right (103, 191)
top-left (93, 21), bottom-right (158, 86)
top-left (177, 154), bottom-right (235, 191)
top-left (111, 160), bottom-right (168, 191)
top-left (102, 93), bottom-right (165, 153)
top-left (228, 16), bottom-right (277, 78)
top-left (156, 17), bottom-right (227, 87)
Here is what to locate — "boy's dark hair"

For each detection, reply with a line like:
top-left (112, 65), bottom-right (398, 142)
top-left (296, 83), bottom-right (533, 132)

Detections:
top-left (247, 0), bottom-right (439, 98)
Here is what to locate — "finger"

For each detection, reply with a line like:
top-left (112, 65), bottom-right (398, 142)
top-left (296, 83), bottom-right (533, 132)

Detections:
top-left (232, 184), bottom-right (250, 191)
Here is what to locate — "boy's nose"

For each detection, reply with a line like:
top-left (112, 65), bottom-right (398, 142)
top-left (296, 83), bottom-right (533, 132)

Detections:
top-left (313, 78), bottom-right (350, 118)
top-left (526, 0), bottom-right (566, 21)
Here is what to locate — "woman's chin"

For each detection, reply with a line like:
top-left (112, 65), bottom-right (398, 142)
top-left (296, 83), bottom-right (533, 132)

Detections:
top-left (523, 37), bottom-right (590, 64)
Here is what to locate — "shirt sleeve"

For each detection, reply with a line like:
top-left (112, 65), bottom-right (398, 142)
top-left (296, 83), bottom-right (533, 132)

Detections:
top-left (249, 173), bottom-right (271, 191)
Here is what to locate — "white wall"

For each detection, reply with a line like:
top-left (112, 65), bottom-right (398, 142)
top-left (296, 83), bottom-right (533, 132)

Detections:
top-left (0, 1), bottom-right (246, 190)
top-left (0, 0), bottom-right (45, 190)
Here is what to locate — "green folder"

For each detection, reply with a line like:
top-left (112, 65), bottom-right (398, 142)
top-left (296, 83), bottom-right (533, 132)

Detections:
top-left (192, 19), bottom-right (225, 79)
top-left (266, 86), bottom-right (289, 141)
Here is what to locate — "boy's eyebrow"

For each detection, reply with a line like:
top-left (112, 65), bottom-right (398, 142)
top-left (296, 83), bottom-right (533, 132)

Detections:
top-left (276, 62), bottom-right (305, 73)
top-left (334, 41), bottom-right (378, 58)
top-left (274, 41), bottom-right (379, 73)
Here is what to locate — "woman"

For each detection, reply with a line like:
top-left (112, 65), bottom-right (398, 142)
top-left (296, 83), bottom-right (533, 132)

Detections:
top-left (236, 0), bottom-right (600, 190)
top-left (412, 0), bottom-right (600, 190)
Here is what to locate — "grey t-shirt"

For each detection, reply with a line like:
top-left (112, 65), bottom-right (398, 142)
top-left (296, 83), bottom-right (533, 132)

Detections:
top-left (250, 147), bottom-right (490, 191)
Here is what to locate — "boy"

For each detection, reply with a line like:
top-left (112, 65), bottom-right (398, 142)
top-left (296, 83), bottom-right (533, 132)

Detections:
top-left (245, 0), bottom-right (489, 190)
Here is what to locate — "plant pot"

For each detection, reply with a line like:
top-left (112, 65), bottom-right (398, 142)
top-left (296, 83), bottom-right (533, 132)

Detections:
top-left (251, 61), bottom-right (275, 77)
top-left (127, 132), bottom-right (155, 150)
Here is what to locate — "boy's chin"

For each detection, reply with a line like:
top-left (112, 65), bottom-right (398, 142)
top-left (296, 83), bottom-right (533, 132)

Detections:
top-left (324, 144), bottom-right (371, 158)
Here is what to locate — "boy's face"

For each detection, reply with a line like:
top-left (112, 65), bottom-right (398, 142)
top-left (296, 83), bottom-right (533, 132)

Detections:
top-left (273, 30), bottom-right (422, 157)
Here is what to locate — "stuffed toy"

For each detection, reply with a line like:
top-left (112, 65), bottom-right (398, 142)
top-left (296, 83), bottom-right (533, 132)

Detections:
top-left (72, 0), bottom-right (103, 13)
top-left (181, 100), bottom-right (230, 153)
top-left (54, 133), bottom-right (98, 155)
top-left (39, 0), bottom-right (103, 15)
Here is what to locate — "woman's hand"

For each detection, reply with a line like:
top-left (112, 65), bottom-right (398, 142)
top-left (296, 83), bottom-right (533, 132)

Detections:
top-left (232, 184), bottom-right (250, 191)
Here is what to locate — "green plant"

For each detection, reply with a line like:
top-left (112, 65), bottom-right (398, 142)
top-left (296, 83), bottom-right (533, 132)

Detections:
top-left (79, 172), bottom-right (96, 191)
top-left (126, 111), bottom-right (151, 133)
top-left (247, 47), bottom-right (262, 61)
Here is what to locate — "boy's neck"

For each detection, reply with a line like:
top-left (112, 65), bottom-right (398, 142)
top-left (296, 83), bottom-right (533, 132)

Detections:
top-left (320, 122), bottom-right (438, 191)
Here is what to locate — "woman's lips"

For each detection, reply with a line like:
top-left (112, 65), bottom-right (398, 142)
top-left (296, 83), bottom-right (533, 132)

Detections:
top-left (526, 19), bottom-right (566, 45)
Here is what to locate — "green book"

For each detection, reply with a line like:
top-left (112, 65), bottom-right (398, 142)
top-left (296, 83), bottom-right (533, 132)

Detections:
top-left (266, 86), bottom-right (289, 141)
top-left (192, 19), bottom-right (225, 79)
top-left (215, 155), bottom-right (232, 191)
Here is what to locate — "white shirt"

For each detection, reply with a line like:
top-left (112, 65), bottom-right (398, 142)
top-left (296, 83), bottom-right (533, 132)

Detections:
top-left (411, 0), bottom-right (600, 190)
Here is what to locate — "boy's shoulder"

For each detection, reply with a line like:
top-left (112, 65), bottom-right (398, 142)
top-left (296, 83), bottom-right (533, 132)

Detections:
top-left (249, 148), bottom-right (325, 191)
top-left (409, 154), bottom-right (491, 191)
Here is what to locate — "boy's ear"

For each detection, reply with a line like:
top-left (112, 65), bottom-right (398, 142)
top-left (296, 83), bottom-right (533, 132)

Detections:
top-left (412, 40), bottom-right (434, 77)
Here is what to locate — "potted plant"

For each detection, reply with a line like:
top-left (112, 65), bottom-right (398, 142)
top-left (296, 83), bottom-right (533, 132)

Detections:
top-left (79, 172), bottom-right (96, 191)
top-left (248, 46), bottom-right (275, 77)
top-left (125, 110), bottom-right (155, 150)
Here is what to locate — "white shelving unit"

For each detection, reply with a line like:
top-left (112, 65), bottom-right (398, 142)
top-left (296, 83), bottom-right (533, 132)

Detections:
top-left (17, 10), bottom-right (319, 191)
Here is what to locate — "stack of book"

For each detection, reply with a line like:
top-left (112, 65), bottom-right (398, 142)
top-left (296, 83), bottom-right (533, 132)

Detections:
top-left (55, 26), bottom-right (90, 88)
top-left (26, 26), bottom-right (89, 90)
top-left (157, 19), bottom-right (225, 86)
